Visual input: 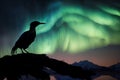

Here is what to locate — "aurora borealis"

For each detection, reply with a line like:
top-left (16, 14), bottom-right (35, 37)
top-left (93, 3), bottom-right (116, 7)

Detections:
top-left (21, 0), bottom-right (120, 54)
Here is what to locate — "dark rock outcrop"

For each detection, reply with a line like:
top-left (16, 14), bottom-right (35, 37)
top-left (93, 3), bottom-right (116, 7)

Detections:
top-left (0, 53), bottom-right (95, 80)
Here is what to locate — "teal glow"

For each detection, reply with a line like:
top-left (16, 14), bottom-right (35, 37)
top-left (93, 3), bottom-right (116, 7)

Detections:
top-left (22, 2), bottom-right (120, 54)
top-left (98, 5), bottom-right (120, 17)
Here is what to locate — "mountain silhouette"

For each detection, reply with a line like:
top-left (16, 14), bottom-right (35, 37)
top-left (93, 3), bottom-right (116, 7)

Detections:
top-left (54, 61), bottom-right (120, 80)
top-left (50, 60), bottom-right (120, 80)
top-left (72, 61), bottom-right (120, 80)
top-left (72, 60), bottom-right (101, 70)
top-left (109, 63), bottom-right (120, 80)
top-left (110, 62), bottom-right (120, 71)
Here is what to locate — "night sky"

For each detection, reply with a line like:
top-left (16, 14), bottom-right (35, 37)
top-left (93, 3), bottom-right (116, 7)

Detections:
top-left (0, 0), bottom-right (120, 73)
top-left (0, 0), bottom-right (120, 80)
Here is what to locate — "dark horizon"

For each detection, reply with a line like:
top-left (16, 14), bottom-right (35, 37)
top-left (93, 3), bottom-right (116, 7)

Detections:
top-left (48, 44), bottom-right (120, 67)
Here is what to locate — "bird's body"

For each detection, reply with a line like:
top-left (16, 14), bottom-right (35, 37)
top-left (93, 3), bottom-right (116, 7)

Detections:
top-left (11, 30), bottom-right (36, 54)
top-left (16, 30), bottom-right (36, 49)
top-left (11, 21), bottom-right (45, 55)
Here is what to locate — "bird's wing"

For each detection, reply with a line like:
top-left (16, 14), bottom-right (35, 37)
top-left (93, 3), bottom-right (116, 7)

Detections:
top-left (15, 31), bottom-right (30, 45)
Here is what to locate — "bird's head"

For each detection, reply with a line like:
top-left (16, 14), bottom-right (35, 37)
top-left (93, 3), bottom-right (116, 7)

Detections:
top-left (30, 21), bottom-right (45, 30)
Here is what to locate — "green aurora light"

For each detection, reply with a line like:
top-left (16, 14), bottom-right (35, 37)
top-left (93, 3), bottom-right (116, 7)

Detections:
top-left (22, 2), bottom-right (120, 54)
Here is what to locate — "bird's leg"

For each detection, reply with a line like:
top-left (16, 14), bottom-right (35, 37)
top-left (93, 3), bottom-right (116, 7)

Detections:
top-left (24, 49), bottom-right (29, 53)
top-left (15, 50), bottom-right (17, 55)
top-left (20, 48), bottom-right (25, 53)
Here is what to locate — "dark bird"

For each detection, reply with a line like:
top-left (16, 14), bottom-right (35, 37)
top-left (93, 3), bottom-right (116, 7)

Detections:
top-left (11, 21), bottom-right (45, 55)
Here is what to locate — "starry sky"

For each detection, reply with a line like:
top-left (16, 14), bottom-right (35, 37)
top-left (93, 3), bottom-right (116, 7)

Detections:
top-left (0, 0), bottom-right (120, 66)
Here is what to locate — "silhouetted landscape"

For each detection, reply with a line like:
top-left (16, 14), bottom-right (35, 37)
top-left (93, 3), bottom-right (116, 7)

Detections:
top-left (0, 53), bottom-right (120, 80)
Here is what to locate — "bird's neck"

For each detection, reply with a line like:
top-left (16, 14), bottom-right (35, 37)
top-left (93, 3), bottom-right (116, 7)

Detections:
top-left (29, 28), bottom-right (36, 33)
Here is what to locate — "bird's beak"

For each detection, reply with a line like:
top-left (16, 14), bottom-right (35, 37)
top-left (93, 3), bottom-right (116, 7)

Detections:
top-left (39, 22), bottom-right (45, 24)
top-left (36, 22), bottom-right (45, 27)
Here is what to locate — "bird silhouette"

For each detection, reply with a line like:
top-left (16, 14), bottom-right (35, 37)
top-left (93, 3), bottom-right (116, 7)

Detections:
top-left (11, 21), bottom-right (45, 55)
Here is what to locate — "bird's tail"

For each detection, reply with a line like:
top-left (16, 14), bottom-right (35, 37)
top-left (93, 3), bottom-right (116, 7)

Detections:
top-left (11, 46), bottom-right (17, 55)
